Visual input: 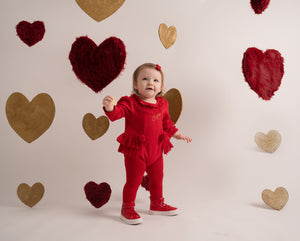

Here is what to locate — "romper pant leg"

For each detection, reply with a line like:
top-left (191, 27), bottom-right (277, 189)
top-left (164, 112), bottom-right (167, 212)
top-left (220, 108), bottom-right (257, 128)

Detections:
top-left (146, 156), bottom-right (164, 200)
top-left (123, 154), bottom-right (146, 204)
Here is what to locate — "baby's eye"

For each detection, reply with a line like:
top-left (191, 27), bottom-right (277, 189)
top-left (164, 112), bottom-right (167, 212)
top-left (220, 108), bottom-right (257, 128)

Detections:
top-left (154, 79), bottom-right (159, 82)
top-left (143, 77), bottom-right (147, 80)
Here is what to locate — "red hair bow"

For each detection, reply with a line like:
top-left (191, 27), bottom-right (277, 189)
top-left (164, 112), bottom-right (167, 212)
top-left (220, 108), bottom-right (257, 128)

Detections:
top-left (156, 64), bottom-right (161, 71)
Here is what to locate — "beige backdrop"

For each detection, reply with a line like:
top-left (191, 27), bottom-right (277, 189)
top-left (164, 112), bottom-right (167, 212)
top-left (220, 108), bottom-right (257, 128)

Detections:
top-left (0, 1), bottom-right (299, 241)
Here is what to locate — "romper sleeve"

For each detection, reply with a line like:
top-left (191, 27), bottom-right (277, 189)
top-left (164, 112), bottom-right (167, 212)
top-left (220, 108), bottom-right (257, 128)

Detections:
top-left (103, 96), bottom-right (132, 121)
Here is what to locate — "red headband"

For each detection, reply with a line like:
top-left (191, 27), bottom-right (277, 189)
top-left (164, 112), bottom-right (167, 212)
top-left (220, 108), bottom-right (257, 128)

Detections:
top-left (156, 64), bottom-right (161, 71)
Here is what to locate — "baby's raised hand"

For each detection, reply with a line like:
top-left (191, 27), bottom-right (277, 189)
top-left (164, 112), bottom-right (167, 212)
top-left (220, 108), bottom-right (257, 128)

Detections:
top-left (103, 96), bottom-right (116, 112)
top-left (173, 132), bottom-right (192, 143)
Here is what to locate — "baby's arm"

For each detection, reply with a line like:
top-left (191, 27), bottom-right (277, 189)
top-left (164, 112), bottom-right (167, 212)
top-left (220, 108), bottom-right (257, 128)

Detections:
top-left (173, 131), bottom-right (192, 143)
top-left (103, 96), bottom-right (116, 112)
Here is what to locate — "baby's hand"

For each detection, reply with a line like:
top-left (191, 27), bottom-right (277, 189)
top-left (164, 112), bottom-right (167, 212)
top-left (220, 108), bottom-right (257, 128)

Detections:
top-left (173, 132), bottom-right (192, 143)
top-left (103, 96), bottom-right (116, 112)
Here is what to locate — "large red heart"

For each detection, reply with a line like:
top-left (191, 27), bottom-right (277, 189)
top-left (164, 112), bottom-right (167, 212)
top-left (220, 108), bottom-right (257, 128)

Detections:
top-left (16, 21), bottom-right (45, 47)
top-left (69, 36), bottom-right (126, 93)
top-left (84, 181), bottom-right (111, 208)
top-left (250, 0), bottom-right (270, 14)
top-left (242, 47), bottom-right (284, 100)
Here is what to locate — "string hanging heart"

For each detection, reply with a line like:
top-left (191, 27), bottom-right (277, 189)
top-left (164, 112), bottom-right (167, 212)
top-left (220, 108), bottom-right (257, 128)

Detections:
top-left (242, 47), bottom-right (284, 100)
top-left (16, 21), bottom-right (45, 47)
top-left (17, 182), bottom-right (45, 207)
top-left (6, 92), bottom-right (55, 143)
top-left (250, 0), bottom-right (270, 14)
top-left (84, 181), bottom-right (112, 208)
top-left (75, 0), bottom-right (125, 22)
top-left (69, 36), bottom-right (126, 93)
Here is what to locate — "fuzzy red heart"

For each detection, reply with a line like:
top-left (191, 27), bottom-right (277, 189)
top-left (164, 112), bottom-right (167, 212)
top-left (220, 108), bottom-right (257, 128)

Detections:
top-left (250, 0), bottom-right (270, 14)
top-left (16, 21), bottom-right (45, 47)
top-left (84, 181), bottom-right (111, 208)
top-left (69, 36), bottom-right (126, 93)
top-left (141, 175), bottom-right (150, 191)
top-left (242, 47), bottom-right (284, 100)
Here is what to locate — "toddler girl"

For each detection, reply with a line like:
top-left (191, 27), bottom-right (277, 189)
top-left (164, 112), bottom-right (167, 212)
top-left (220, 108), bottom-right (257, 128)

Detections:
top-left (103, 63), bottom-right (191, 225)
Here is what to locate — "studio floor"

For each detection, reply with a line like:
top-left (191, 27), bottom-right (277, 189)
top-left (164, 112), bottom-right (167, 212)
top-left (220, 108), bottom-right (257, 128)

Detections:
top-left (1, 191), bottom-right (298, 241)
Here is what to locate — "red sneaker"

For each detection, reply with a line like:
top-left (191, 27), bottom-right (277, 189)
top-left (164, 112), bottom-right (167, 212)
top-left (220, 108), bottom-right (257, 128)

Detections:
top-left (149, 198), bottom-right (179, 216)
top-left (120, 203), bottom-right (142, 225)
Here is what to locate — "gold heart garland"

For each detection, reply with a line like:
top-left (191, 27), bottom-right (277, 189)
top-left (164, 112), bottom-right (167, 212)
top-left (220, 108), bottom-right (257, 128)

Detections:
top-left (6, 92), bottom-right (55, 143)
top-left (255, 130), bottom-right (281, 153)
top-left (158, 23), bottom-right (177, 49)
top-left (75, 0), bottom-right (125, 22)
top-left (82, 113), bottom-right (109, 140)
top-left (262, 187), bottom-right (289, 210)
top-left (164, 88), bottom-right (182, 124)
top-left (17, 182), bottom-right (45, 207)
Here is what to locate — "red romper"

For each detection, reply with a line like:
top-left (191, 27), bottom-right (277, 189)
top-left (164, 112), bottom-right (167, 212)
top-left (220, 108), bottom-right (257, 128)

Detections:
top-left (104, 94), bottom-right (178, 204)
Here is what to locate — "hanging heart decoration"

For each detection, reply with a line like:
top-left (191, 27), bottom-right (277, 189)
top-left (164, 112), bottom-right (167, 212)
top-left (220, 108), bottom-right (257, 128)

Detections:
top-left (164, 88), bottom-right (182, 124)
top-left (158, 23), bottom-right (177, 49)
top-left (6, 92), bottom-right (55, 143)
top-left (141, 175), bottom-right (150, 191)
top-left (255, 130), bottom-right (281, 153)
top-left (69, 36), bottom-right (126, 93)
top-left (84, 181), bottom-right (112, 208)
top-left (82, 114), bottom-right (109, 140)
top-left (250, 0), bottom-right (270, 14)
top-left (16, 21), bottom-right (45, 47)
top-left (242, 47), bottom-right (284, 100)
top-left (262, 187), bottom-right (289, 210)
top-left (17, 182), bottom-right (45, 207)
top-left (75, 0), bottom-right (125, 22)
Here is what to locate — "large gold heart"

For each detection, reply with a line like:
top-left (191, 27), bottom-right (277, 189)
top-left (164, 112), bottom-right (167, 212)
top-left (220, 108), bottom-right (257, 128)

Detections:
top-left (158, 23), bottom-right (177, 49)
top-left (164, 88), bottom-right (182, 124)
top-left (82, 113), bottom-right (109, 140)
top-left (255, 130), bottom-right (281, 153)
top-left (17, 182), bottom-right (45, 208)
top-left (262, 187), bottom-right (289, 210)
top-left (75, 0), bottom-right (125, 22)
top-left (6, 93), bottom-right (55, 143)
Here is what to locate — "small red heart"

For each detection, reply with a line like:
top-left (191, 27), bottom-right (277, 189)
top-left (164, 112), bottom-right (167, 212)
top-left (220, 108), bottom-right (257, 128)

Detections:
top-left (16, 21), bottom-right (45, 47)
top-left (242, 47), bottom-right (284, 100)
top-left (141, 175), bottom-right (150, 191)
top-left (69, 36), bottom-right (126, 93)
top-left (250, 0), bottom-right (270, 14)
top-left (84, 181), bottom-right (111, 208)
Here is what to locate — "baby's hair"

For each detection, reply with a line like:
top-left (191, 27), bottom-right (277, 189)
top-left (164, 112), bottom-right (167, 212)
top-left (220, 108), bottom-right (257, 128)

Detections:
top-left (132, 63), bottom-right (165, 96)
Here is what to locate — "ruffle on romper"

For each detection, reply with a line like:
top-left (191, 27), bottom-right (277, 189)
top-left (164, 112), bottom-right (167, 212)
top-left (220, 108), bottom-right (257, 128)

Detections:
top-left (117, 133), bottom-right (146, 156)
top-left (117, 132), bottom-right (174, 156)
top-left (160, 132), bottom-right (174, 154)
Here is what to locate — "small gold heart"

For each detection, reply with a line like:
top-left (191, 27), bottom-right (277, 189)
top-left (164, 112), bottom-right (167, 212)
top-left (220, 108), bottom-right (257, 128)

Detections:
top-left (6, 93), bottom-right (55, 143)
top-left (255, 130), bottom-right (281, 153)
top-left (262, 187), bottom-right (289, 210)
top-left (17, 183), bottom-right (45, 208)
top-left (164, 88), bottom-right (182, 124)
top-left (75, 0), bottom-right (125, 22)
top-left (158, 23), bottom-right (177, 49)
top-left (82, 113), bottom-right (109, 140)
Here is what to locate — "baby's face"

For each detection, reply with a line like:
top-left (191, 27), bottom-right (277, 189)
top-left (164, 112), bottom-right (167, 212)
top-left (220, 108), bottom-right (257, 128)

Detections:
top-left (134, 67), bottom-right (162, 102)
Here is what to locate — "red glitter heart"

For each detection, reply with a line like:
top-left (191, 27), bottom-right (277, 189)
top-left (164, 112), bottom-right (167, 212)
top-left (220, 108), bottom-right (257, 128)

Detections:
top-left (84, 181), bottom-right (111, 208)
top-left (69, 36), bottom-right (126, 93)
top-left (16, 21), bottom-right (45, 47)
top-left (250, 0), bottom-right (270, 14)
top-left (242, 47), bottom-right (284, 100)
